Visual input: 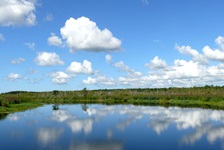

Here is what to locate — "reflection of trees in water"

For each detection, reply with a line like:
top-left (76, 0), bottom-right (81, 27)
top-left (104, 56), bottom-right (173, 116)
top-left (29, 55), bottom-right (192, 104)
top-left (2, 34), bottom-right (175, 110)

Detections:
top-left (52, 104), bottom-right (59, 110)
top-left (81, 104), bottom-right (88, 112)
top-left (0, 113), bottom-right (8, 120)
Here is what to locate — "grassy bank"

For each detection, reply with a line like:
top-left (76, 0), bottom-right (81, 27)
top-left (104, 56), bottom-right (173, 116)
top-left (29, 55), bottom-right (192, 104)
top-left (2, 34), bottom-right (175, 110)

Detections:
top-left (0, 102), bottom-right (43, 114)
top-left (1, 85), bottom-right (224, 114)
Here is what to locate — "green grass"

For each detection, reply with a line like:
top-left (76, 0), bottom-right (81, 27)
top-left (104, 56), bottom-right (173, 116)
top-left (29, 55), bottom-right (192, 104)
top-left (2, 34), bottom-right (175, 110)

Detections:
top-left (0, 102), bottom-right (43, 114)
top-left (1, 98), bottom-right (224, 117)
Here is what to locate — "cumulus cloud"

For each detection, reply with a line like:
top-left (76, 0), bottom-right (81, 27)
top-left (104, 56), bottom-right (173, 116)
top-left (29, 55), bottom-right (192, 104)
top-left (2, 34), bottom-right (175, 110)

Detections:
top-left (0, 0), bottom-right (36, 26)
top-left (117, 56), bottom-right (224, 88)
top-left (34, 52), bottom-right (64, 66)
top-left (50, 71), bottom-right (71, 84)
top-left (215, 36), bottom-right (224, 50)
top-left (145, 56), bottom-right (168, 70)
top-left (67, 60), bottom-right (93, 74)
top-left (174, 36), bottom-right (224, 63)
top-left (83, 77), bottom-right (97, 84)
top-left (60, 16), bottom-right (121, 52)
top-left (11, 57), bottom-right (25, 64)
top-left (24, 42), bottom-right (35, 50)
top-left (0, 34), bottom-right (4, 41)
top-left (175, 45), bottom-right (208, 64)
top-left (47, 33), bottom-right (63, 46)
top-left (5, 73), bottom-right (21, 81)
top-left (203, 46), bottom-right (224, 62)
top-left (83, 75), bottom-right (116, 86)
top-left (97, 75), bottom-right (116, 86)
top-left (164, 59), bottom-right (205, 79)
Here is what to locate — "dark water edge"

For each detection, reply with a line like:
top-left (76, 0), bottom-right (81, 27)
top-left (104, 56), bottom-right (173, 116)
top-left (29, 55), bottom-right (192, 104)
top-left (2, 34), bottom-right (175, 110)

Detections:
top-left (0, 113), bottom-right (8, 120)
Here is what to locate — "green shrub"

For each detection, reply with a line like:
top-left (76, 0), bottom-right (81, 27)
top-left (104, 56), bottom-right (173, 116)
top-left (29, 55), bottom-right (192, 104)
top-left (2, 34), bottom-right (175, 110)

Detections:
top-left (1, 100), bottom-right (10, 107)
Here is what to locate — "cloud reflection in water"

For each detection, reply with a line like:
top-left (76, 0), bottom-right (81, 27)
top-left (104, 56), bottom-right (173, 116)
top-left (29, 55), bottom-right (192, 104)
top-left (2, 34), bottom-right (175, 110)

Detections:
top-left (2, 104), bottom-right (224, 149)
top-left (51, 109), bottom-right (94, 134)
top-left (86, 105), bottom-right (224, 145)
top-left (37, 128), bottom-right (64, 148)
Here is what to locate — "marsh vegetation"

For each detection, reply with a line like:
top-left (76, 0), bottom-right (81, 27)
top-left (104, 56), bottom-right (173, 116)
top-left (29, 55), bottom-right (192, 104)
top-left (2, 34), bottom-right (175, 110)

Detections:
top-left (1, 85), bottom-right (224, 113)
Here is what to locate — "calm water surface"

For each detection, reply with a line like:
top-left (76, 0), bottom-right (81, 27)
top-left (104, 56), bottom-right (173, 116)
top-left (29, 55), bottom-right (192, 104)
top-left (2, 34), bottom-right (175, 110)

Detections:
top-left (1, 104), bottom-right (224, 150)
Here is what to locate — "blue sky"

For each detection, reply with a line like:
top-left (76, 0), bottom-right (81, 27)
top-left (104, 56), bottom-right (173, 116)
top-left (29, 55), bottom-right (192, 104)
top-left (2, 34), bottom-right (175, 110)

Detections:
top-left (1, 0), bottom-right (224, 93)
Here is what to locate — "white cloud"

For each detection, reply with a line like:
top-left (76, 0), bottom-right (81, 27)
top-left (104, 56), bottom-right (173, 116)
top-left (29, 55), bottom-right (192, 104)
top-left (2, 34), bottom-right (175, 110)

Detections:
top-left (5, 73), bottom-right (21, 81)
top-left (215, 36), bottom-right (224, 50)
top-left (145, 56), bottom-right (168, 70)
top-left (97, 75), bottom-right (116, 86)
top-left (47, 33), bottom-right (62, 46)
top-left (24, 42), bottom-right (35, 50)
top-left (67, 60), bottom-right (93, 74)
top-left (164, 59), bottom-right (204, 79)
top-left (34, 52), bottom-right (64, 66)
top-left (105, 54), bottom-right (112, 63)
top-left (218, 63), bottom-right (224, 69)
top-left (0, 0), bottom-right (36, 26)
top-left (11, 57), bottom-right (25, 64)
top-left (83, 77), bottom-right (97, 84)
top-left (0, 34), bottom-right (4, 41)
top-left (44, 13), bottom-right (53, 22)
top-left (203, 46), bottom-right (224, 62)
top-left (83, 75), bottom-right (116, 86)
top-left (50, 71), bottom-right (71, 84)
top-left (175, 45), bottom-right (208, 64)
top-left (116, 57), bottom-right (224, 88)
top-left (114, 61), bottom-right (133, 73)
top-left (60, 16), bottom-right (121, 52)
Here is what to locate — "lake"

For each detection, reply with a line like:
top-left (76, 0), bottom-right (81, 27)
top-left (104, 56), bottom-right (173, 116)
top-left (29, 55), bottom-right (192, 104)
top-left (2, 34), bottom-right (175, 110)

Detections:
top-left (1, 104), bottom-right (224, 150)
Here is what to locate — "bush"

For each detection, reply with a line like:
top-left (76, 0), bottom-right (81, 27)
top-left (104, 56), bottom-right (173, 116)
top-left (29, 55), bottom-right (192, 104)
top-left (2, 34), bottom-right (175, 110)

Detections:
top-left (1, 100), bottom-right (10, 107)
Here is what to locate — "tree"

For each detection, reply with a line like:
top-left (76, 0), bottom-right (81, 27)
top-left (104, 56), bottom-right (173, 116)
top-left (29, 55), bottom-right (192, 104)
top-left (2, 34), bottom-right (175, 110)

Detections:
top-left (82, 87), bottom-right (88, 98)
top-left (53, 90), bottom-right (59, 96)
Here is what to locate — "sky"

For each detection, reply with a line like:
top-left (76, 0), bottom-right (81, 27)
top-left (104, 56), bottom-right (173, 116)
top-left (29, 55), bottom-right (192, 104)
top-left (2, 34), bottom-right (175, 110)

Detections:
top-left (1, 0), bottom-right (224, 93)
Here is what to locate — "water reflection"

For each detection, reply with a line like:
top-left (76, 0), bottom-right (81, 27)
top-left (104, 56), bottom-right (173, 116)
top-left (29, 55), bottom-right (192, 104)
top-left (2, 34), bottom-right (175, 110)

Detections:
top-left (7, 114), bottom-right (20, 121)
top-left (69, 141), bottom-right (123, 150)
top-left (181, 124), bottom-right (224, 144)
top-left (0, 113), bottom-right (8, 120)
top-left (1, 105), bottom-right (224, 149)
top-left (37, 128), bottom-right (64, 147)
top-left (52, 104), bottom-right (59, 110)
top-left (51, 109), bottom-right (94, 134)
